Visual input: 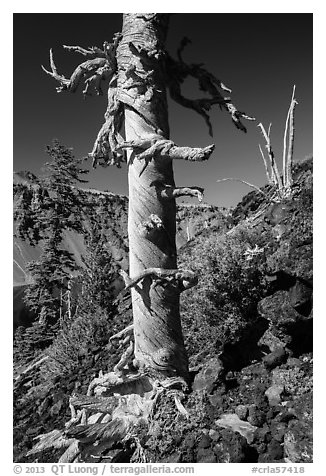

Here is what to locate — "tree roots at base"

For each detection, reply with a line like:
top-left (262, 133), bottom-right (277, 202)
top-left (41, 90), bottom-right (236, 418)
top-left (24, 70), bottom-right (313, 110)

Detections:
top-left (27, 368), bottom-right (189, 463)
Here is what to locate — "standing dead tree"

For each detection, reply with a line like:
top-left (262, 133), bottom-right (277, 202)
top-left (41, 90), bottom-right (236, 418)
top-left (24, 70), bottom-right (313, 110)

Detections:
top-left (32, 14), bottom-right (254, 462)
top-left (216, 85), bottom-right (298, 201)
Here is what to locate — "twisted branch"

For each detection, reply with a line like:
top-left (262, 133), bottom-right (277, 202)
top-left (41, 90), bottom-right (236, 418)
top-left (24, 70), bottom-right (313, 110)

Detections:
top-left (150, 181), bottom-right (204, 202)
top-left (42, 38), bottom-right (121, 115)
top-left (119, 268), bottom-right (198, 297)
top-left (89, 79), bottom-right (126, 168)
top-left (116, 136), bottom-right (215, 170)
top-left (166, 39), bottom-right (255, 136)
top-left (42, 50), bottom-right (112, 95)
top-left (62, 43), bottom-right (110, 59)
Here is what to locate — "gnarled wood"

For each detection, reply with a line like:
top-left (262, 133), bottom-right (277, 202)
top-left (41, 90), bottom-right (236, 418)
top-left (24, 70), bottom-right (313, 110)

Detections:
top-left (116, 14), bottom-right (190, 380)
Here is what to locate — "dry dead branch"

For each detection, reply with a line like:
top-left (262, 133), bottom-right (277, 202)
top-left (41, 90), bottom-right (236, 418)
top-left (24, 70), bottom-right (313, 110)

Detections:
top-left (119, 267), bottom-right (198, 297)
top-left (151, 181), bottom-right (204, 202)
top-left (116, 136), bottom-right (215, 167)
top-left (216, 178), bottom-right (270, 198)
top-left (166, 40), bottom-right (255, 136)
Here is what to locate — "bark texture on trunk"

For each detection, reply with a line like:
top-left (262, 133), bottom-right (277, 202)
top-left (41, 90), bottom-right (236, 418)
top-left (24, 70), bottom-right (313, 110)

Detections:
top-left (33, 14), bottom-right (257, 461)
top-left (116, 14), bottom-right (189, 380)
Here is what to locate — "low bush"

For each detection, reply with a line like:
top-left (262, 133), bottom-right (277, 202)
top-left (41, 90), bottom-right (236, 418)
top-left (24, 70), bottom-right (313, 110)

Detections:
top-left (179, 223), bottom-right (275, 360)
top-left (40, 306), bottom-right (114, 380)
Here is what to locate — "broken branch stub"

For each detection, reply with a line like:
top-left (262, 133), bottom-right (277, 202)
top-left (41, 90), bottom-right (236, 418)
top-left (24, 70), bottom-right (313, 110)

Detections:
top-left (119, 268), bottom-right (198, 298)
top-left (150, 181), bottom-right (204, 202)
top-left (116, 137), bottom-right (215, 163)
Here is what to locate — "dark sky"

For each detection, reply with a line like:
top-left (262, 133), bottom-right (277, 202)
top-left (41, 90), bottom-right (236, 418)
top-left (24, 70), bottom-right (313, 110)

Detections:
top-left (13, 13), bottom-right (312, 207)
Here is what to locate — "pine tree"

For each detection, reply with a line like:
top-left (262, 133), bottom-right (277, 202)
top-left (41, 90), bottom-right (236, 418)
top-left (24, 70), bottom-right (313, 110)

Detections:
top-left (15, 140), bottom-right (89, 324)
top-left (78, 225), bottom-right (119, 316)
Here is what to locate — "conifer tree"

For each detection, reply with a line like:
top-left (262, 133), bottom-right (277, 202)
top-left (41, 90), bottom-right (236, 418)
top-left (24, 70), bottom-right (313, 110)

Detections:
top-left (15, 140), bottom-right (89, 324)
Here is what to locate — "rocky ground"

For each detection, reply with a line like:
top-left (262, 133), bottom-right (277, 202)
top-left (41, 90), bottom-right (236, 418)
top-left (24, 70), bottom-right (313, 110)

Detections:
top-left (13, 158), bottom-right (313, 463)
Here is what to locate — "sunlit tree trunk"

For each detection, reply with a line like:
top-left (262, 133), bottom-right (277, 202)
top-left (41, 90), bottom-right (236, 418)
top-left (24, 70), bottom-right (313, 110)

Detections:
top-left (32, 13), bottom-right (255, 461)
top-left (41, 13), bottom-right (252, 384)
top-left (116, 14), bottom-right (188, 380)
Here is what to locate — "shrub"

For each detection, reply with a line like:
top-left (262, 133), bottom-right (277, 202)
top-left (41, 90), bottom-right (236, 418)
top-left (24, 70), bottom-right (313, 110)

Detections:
top-left (179, 223), bottom-right (274, 359)
top-left (40, 306), bottom-right (114, 380)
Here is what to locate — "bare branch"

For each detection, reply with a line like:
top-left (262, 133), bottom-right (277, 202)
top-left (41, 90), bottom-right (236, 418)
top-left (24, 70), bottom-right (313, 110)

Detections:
top-left (109, 324), bottom-right (134, 342)
top-left (151, 181), bottom-right (204, 202)
top-left (285, 85), bottom-right (297, 189)
top-left (119, 268), bottom-right (198, 297)
top-left (282, 92), bottom-right (292, 185)
top-left (168, 78), bottom-right (225, 136)
top-left (115, 136), bottom-right (158, 151)
top-left (41, 49), bottom-right (70, 91)
top-left (258, 123), bottom-right (283, 192)
top-left (117, 137), bottom-right (215, 165)
top-left (216, 178), bottom-right (270, 198)
top-left (89, 82), bottom-right (126, 168)
top-left (166, 54), bottom-right (254, 136)
top-left (42, 50), bottom-right (111, 94)
top-left (266, 123), bottom-right (277, 185)
top-left (224, 103), bottom-right (256, 133)
top-left (63, 44), bottom-right (108, 58)
top-left (258, 144), bottom-right (273, 185)
top-left (42, 35), bottom-right (121, 98)
top-left (167, 143), bottom-right (215, 162)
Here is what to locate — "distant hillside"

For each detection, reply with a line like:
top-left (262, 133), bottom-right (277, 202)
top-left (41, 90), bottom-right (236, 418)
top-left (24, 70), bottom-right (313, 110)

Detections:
top-left (13, 172), bottom-right (231, 285)
top-left (13, 171), bottom-right (230, 326)
top-left (13, 171), bottom-right (129, 287)
top-left (13, 157), bottom-right (313, 464)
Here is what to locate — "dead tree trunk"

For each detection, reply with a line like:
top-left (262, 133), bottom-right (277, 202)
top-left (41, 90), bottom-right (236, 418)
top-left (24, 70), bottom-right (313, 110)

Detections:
top-left (37, 13), bottom-right (254, 461)
top-left (116, 14), bottom-right (189, 380)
